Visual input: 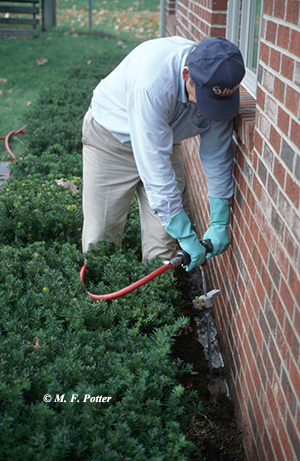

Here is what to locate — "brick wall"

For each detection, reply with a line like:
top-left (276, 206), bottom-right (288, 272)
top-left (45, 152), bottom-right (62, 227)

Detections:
top-left (175, 0), bottom-right (227, 40)
top-left (165, 0), bottom-right (177, 36)
top-left (164, 1), bottom-right (300, 460)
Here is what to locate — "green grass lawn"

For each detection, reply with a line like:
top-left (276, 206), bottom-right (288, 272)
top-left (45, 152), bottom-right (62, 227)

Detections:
top-left (0, 0), bottom-right (160, 158)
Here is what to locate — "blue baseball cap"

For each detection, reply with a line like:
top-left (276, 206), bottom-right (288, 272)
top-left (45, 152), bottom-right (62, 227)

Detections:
top-left (187, 36), bottom-right (245, 121)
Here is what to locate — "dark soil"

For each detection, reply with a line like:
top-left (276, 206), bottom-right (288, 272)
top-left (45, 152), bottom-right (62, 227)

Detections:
top-left (173, 267), bottom-right (247, 461)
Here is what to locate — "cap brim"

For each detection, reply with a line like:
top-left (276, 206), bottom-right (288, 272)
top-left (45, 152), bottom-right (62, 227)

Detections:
top-left (195, 85), bottom-right (240, 121)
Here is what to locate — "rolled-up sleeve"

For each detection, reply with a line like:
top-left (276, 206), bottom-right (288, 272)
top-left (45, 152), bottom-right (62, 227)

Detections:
top-left (127, 87), bottom-right (183, 225)
top-left (199, 119), bottom-right (234, 200)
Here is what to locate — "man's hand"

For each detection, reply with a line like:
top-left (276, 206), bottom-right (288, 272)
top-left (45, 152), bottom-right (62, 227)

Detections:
top-left (203, 197), bottom-right (231, 258)
top-left (166, 210), bottom-right (206, 271)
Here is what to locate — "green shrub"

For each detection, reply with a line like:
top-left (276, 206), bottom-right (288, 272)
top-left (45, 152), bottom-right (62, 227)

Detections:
top-left (23, 58), bottom-right (127, 159)
top-left (0, 176), bottom-right (82, 246)
top-left (0, 50), bottom-right (198, 459)
top-left (12, 144), bottom-right (82, 181)
top-left (0, 242), bottom-right (195, 460)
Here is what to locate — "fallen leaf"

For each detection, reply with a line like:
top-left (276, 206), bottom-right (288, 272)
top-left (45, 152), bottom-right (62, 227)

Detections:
top-left (55, 178), bottom-right (78, 194)
top-left (26, 101), bottom-right (32, 106)
top-left (36, 58), bottom-right (48, 66)
top-left (0, 78), bottom-right (7, 84)
top-left (25, 338), bottom-right (40, 349)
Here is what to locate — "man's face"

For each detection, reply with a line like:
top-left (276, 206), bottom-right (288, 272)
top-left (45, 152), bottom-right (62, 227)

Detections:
top-left (182, 66), bottom-right (197, 105)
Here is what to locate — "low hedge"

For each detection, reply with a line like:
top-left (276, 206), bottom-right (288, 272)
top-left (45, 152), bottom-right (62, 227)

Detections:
top-left (0, 176), bottom-right (82, 246)
top-left (1, 242), bottom-right (196, 459)
top-left (0, 50), bottom-right (198, 459)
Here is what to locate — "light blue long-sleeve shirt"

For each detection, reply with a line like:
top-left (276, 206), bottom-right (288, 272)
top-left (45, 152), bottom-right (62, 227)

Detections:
top-left (92, 36), bottom-right (234, 225)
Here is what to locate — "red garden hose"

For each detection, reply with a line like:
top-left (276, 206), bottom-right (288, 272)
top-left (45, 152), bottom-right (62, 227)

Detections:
top-left (0, 125), bottom-right (27, 179)
top-left (79, 253), bottom-right (186, 301)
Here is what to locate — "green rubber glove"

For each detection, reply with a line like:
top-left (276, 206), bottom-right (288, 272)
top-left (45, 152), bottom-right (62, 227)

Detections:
top-left (203, 197), bottom-right (231, 258)
top-left (166, 209), bottom-right (206, 271)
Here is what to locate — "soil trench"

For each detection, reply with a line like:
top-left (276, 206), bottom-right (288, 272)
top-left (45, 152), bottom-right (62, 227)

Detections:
top-left (173, 267), bottom-right (247, 461)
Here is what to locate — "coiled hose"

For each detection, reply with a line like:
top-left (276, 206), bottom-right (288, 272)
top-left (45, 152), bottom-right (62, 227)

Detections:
top-left (0, 125), bottom-right (27, 179)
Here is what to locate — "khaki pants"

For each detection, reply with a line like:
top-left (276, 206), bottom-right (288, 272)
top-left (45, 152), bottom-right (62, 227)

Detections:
top-left (82, 107), bottom-right (186, 260)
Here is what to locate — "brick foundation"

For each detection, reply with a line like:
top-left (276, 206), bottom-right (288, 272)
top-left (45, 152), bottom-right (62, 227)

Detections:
top-left (164, 0), bottom-right (300, 459)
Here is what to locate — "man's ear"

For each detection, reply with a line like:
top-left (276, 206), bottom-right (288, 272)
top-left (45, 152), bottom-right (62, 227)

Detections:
top-left (182, 66), bottom-right (189, 81)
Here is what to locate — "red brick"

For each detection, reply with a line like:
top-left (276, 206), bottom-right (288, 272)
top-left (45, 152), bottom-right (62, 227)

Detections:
top-left (281, 54), bottom-right (295, 81)
top-left (256, 86), bottom-right (265, 112)
top-left (281, 366), bottom-right (297, 419)
top-left (272, 291), bottom-right (285, 326)
top-left (297, 409), bottom-right (300, 446)
top-left (272, 319), bottom-right (286, 366)
top-left (273, 0), bottom-right (286, 19)
top-left (276, 413), bottom-right (294, 460)
top-left (285, 173), bottom-right (300, 208)
top-left (269, 334), bottom-right (282, 378)
top-left (252, 176), bottom-right (263, 204)
top-left (274, 76), bottom-right (286, 104)
top-left (249, 212), bottom-right (259, 244)
top-left (288, 265), bottom-right (300, 302)
top-left (260, 41), bottom-right (270, 65)
top-left (286, 85), bottom-right (300, 117)
top-left (244, 360), bottom-right (255, 398)
top-left (266, 385), bottom-right (279, 429)
top-left (269, 423), bottom-right (286, 461)
top-left (258, 233), bottom-right (269, 265)
top-left (284, 316), bottom-right (299, 364)
top-left (280, 278), bottom-right (295, 321)
top-left (253, 129), bottom-right (263, 157)
top-left (265, 220), bottom-right (277, 255)
top-left (250, 289), bottom-right (261, 321)
top-left (263, 425), bottom-right (275, 459)
top-left (290, 358), bottom-right (300, 400)
top-left (253, 312), bottom-right (263, 349)
top-left (273, 157), bottom-right (286, 188)
top-left (210, 26), bottom-right (226, 37)
top-left (252, 390), bottom-right (265, 435)
top-left (269, 124), bottom-right (281, 154)
top-left (286, 0), bottom-right (300, 26)
top-left (247, 186), bottom-right (256, 211)
top-left (290, 119), bottom-right (300, 151)
top-left (284, 229), bottom-right (299, 267)
top-left (264, 0), bottom-right (274, 16)
top-left (277, 106), bottom-right (290, 136)
top-left (273, 373), bottom-right (287, 420)
top-left (257, 435), bottom-right (266, 461)
top-left (250, 356), bottom-right (263, 396)
top-left (286, 411), bottom-right (300, 457)
top-left (290, 28), bottom-right (300, 58)
top-left (275, 242), bottom-right (289, 278)
top-left (266, 20), bottom-right (277, 44)
top-left (212, 0), bottom-right (228, 10)
top-left (269, 47), bottom-right (280, 71)
top-left (267, 172), bottom-right (278, 201)
top-left (265, 95), bottom-right (278, 124)
top-left (277, 24), bottom-right (291, 50)
top-left (211, 12), bottom-right (226, 26)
